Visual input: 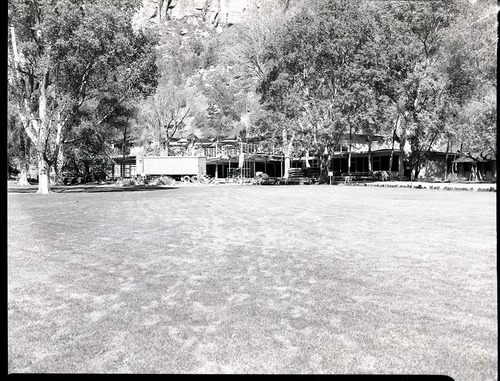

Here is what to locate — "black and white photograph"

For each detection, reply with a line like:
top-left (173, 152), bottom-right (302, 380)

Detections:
top-left (7, 0), bottom-right (497, 378)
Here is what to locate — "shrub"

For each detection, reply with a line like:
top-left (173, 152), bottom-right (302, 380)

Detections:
top-left (372, 171), bottom-right (389, 181)
top-left (150, 178), bottom-right (162, 186)
top-left (116, 178), bottom-right (137, 186)
top-left (149, 176), bottom-right (175, 186)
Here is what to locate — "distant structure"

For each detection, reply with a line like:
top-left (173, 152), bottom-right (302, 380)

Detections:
top-left (110, 133), bottom-right (497, 182)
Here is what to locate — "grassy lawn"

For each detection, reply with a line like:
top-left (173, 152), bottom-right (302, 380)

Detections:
top-left (7, 185), bottom-right (497, 377)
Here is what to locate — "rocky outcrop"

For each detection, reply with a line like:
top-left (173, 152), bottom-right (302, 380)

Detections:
top-left (135, 0), bottom-right (260, 29)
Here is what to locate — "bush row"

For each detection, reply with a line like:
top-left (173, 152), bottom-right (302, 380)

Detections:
top-left (367, 183), bottom-right (496, 192)
top-left (116, 176), bottom-right (177, 187)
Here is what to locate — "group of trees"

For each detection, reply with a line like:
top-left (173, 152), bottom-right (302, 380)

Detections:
top-left (231, 0), bottom-right (497, 180)
top-left (8, 0), bottom-right (497, 193)
top-left (8, 0), bottom-right (158, 192)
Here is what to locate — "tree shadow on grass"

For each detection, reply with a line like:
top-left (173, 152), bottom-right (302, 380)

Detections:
top-left (8, 185), bottom-right (179, 194)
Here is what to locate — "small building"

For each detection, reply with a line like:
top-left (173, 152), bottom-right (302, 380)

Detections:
top-left (206, 154), bottom-right (285, 179)
top-left (111, 155), bottom-right (137, 178)
top-left (452, 152), bottom-right (496, 181)
top-left (327, 133), bottom-right (406, 177)
top-left (109, 131), bottom-right (494, 183)
top-left (330, 149), bottom-right (403, 176)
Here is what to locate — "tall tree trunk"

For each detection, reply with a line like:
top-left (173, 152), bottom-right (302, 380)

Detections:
top-left (35, 67), bottom-right (51, 193)
top-left (36, 153), bottom-right (50, 194)
top-left (398, 143), bottom-right (405, 178)
top-left (367, 136), bottom-right (373, 174)
top-left (11, 25), bottom-right (49, 192)
top-left (389, 142), bottom-right (394, 179)
top-left (347, 126), bottom-right (352, 174)
top-left (414, 160), bottom-right (420, 180)
top-left (17, 114), bottom-right (51, 193)
top-left (319, 149), bottom-right (331, 184)
top-left (283, 155), bottom-right (290, 177)
top-left (18, 168), bottom-right (29, 186)
top-left (17, 141), bottom-right (31, 186)
top-left (53, 117), bottom-right (65, 184)
top-left (475, 165), bottom-right (482, 181)
top-left (282, 128), bottom-right (294, 178)
top-left (398, 115), bottom-right (406, 179)
top-left (157, 0), bottom-right (164, 25)
top-left (54, 145), bottom-right (65, 184)
top-left (121, 124), bottom-right (128, 178)
top-left (389, 116), bottom-right (400, 180)
top-left (443, 139), bottom-right (450, 181)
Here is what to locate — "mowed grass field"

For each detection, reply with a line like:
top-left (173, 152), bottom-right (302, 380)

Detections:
top-left (7, 184), bottom-right (497, 378)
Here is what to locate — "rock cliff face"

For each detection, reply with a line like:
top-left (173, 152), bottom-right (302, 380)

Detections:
top-left (136, 0), bottom-right (260, 29)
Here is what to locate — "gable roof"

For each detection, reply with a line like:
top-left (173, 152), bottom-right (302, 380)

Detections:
top-left (452, 152), bottom-right (496, 163)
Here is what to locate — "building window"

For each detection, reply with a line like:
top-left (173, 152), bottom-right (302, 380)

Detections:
top-left (332, 159), bottom-right (340, 172)
top-left (381, 156), bottom-right (390, 171)
top-left (340, 158), bottom-right (348, 173)
top-left (355, 157), bottom-right (365, 173)
top-left (350, 158), bottom-right (357, 173)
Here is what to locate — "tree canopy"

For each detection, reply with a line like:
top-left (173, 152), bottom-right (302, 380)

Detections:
top-left (8, 0), bottom-right (158, 192)
top-left (8, 0), bottom-right (497, 186)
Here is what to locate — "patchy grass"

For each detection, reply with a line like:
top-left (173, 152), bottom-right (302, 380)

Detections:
top-left (8, 185), bottom-right (497, 377)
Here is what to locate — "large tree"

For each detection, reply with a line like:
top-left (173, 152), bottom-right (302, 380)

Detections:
top-left (136, 17), bottom-right (220, 153)
top-left (62, 99), bottom-right (140, 181)
top-left (438, 0), bottom-right (497, 163)
top-left (368, 0), bottom-right (466, 179)
top-left (7, 105), bottom-right (34, 185)
top-left (138, 81), bottom-right (193, 155)
top-left (257, 0), bottom-right (391, 181)
top-left (8, 0), bottom-right (158, 193)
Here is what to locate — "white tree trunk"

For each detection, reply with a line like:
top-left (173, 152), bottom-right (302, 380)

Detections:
top-left (347, 150), bottom-right (352, 174)
top-left (398, 115), bottom-right (406, 178)
top-left (305, 150), bottom-right (311, 168)
top-left (282, 128), bottom-right (294, 178)
top-left (283, 155), bottom-right (290, 178)
top-left (347, 126), bottom-right (352, 174)
top-left (36, 155), bottom-right (50, 194)
top-left (18, 169), bottom-right (29, 186)
top-left (157, 0), bottom-right (164, 25)
top-left (367, 139), bottom-right (373, 174)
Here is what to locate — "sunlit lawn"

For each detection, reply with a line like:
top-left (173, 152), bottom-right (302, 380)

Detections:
top-left (7, 184), bottom-right (497, 378)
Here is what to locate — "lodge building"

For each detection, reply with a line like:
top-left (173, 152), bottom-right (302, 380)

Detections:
top-left (111, 133), bottom-right (496, 182)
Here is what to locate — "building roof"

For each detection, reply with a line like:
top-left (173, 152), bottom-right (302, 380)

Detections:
top-left (452, 152), bottom-right (496, 163)
top-left (206, 153), bottom-right (283, 163)
top-left (452, 156), bottom-right (476, 163)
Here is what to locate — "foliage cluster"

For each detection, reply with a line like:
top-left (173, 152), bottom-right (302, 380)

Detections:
top-left (8, 0), bottom-right (497, 191)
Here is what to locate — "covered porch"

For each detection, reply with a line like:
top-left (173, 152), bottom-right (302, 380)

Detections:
top-left (206, 154), bottom-right (285, 179)
top-left (452, 153), bottom-right (497, 182)
top-left (330, 149), bottom-right (402, 176)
